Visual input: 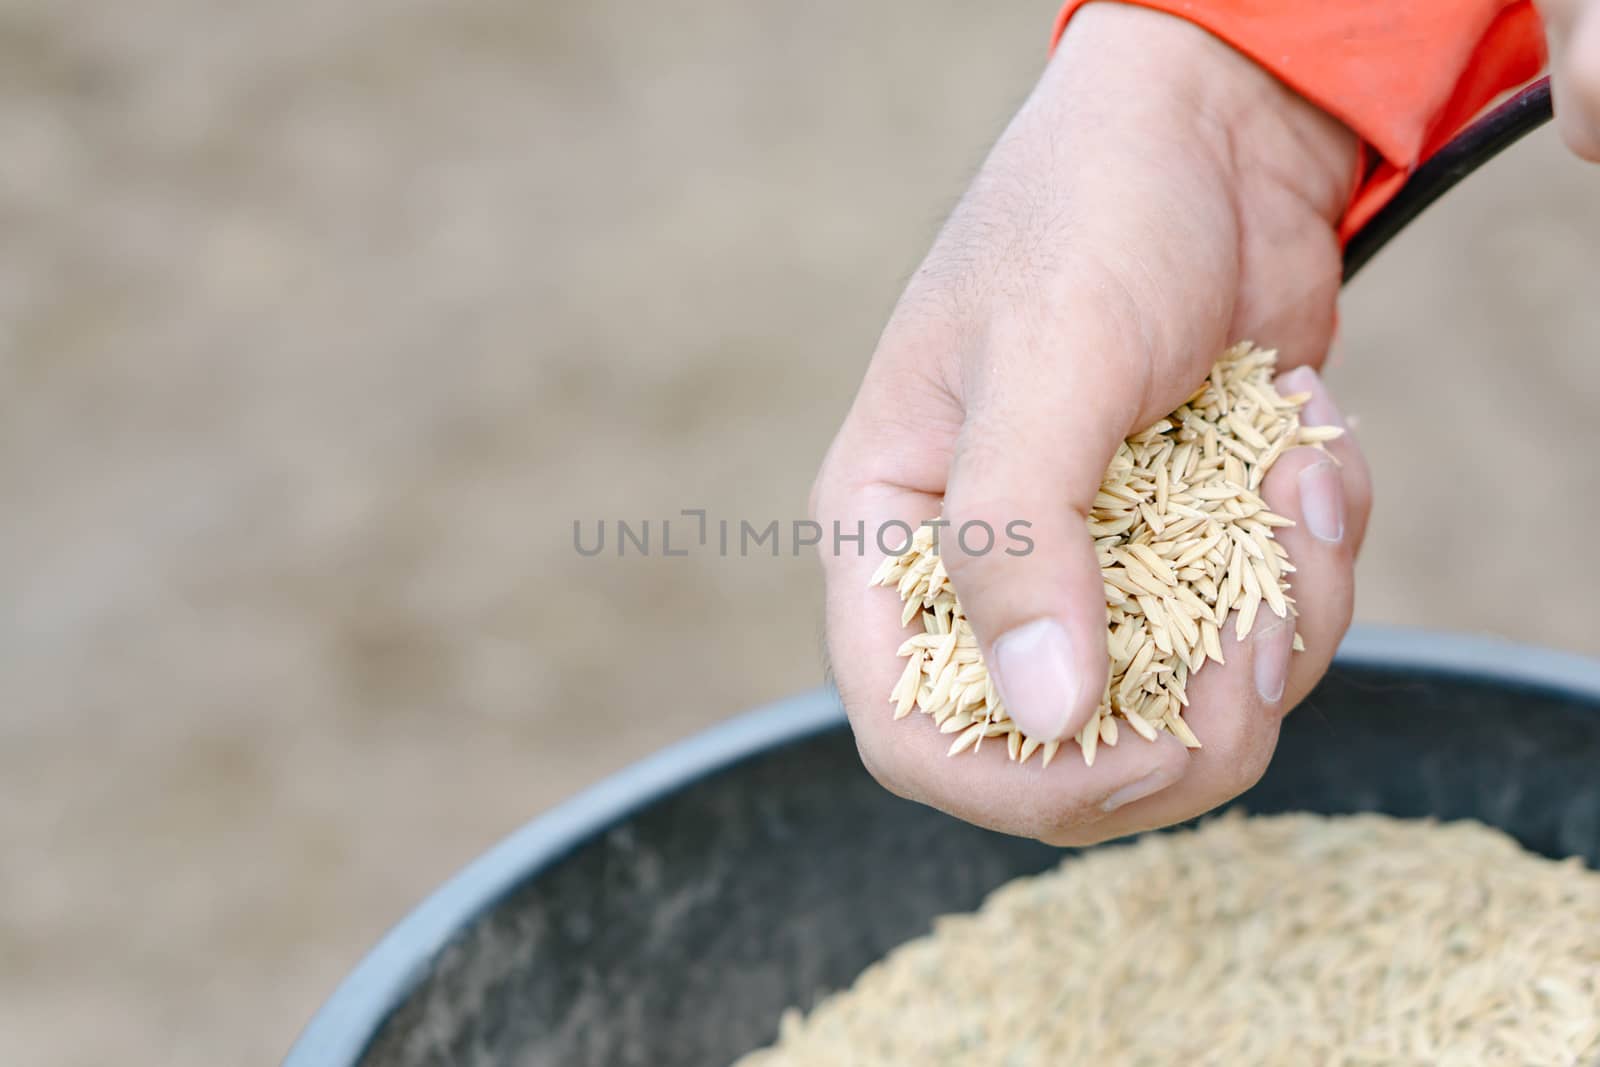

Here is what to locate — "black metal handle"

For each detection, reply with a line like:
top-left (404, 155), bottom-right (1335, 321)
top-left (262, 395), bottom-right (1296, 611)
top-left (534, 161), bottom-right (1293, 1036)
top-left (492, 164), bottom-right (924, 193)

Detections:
top-left (1341, 77), bottom-right (1554, 282)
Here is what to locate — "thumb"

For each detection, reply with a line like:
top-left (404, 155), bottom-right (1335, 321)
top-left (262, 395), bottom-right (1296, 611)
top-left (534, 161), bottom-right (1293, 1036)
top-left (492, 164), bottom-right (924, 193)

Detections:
top-left (940, 323), bottom-right (1138, 745)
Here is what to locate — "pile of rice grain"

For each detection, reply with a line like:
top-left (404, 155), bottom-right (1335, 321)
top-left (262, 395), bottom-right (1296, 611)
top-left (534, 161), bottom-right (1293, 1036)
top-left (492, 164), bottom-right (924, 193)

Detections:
top-left (737, 813), bottom-right (1600, 1066)
top-left (871, 342), bottom-right (1341, 767)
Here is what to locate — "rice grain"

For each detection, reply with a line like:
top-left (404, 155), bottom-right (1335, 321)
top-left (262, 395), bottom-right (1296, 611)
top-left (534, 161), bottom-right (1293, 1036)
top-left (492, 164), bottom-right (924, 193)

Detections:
top-left (869, 343), bottom-right (1337, 764)
top-left (737, 813), bottom-right (1600, 1067)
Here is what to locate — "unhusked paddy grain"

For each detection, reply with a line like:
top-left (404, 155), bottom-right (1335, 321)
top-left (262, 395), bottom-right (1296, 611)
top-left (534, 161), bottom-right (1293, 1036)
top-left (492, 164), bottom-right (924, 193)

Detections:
top-left (736, 813), bottom-right (1600, 1067)
top-left (871, 343), bottom-right (1336, 766)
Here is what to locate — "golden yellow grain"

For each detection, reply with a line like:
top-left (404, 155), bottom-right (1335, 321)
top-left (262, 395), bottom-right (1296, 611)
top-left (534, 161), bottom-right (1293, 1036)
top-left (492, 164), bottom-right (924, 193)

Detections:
top-left (869, 343), bottom-right (1340, 763)
top-left (736, 814), bottom-right (1600, 1067)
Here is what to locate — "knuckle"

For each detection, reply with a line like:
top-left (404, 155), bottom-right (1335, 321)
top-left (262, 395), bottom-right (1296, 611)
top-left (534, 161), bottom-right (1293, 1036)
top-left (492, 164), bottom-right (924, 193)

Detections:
top-left (1231, 744), bottom-right (1275, 799)
top-left (1215, 720), bottom-right (1279, 800)
top-left (936, 497), bottom-right (1009, 575)
top-left (1328, 578), bottom-right (1356, 635)
top-left (943, 526), bottom-right (1014, 584)
top-left (1041, 822), bottom-right (1114, 848)
top-left (1344, 458), bottom-right (1375, 524)
top-left (1023, 788), bottom-right (1117, 844)
top-left (1036, 806), bottom-right (1110, 844)
top-left (851, 734), bottom-right (915, 803)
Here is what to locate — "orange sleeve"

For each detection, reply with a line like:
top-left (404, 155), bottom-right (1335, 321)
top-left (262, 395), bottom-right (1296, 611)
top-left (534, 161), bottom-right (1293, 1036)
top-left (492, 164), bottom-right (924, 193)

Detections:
top-left (1051, 1), bottom-right (1548, 243)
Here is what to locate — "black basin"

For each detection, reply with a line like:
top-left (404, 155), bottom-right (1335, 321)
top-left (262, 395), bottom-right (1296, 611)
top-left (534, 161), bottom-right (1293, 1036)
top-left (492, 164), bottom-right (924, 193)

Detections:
top-left (286, 627), bottom-right (1600, 1066)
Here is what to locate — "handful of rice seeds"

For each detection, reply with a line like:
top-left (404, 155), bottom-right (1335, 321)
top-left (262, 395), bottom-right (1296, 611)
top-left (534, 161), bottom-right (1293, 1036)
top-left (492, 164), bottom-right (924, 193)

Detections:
top-left (869, 343), bottom-right (1342, 768)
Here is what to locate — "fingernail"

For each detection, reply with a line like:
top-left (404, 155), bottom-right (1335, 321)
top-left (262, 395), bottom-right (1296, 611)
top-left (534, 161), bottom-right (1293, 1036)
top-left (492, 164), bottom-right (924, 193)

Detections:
top-left (1298, 459), bottom-right (1345, 543)
top-left (1101, 769), bottom-right (1171, 813)
top-left (990, 618), bottom-right (1085, 742)
top-left (1276, 364), bottom-right (1318, 397)
top-left (1299, 369), bottom-right (1346, 430)
top-left (1253, 615), bottom-right (1293, 705)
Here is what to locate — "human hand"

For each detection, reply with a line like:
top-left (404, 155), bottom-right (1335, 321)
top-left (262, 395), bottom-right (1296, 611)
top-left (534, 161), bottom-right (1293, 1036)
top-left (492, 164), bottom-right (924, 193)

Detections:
top-left (811, 4), bottom-right (1373, 845)
top-left (1539, 0), bottom-right (1600, 159)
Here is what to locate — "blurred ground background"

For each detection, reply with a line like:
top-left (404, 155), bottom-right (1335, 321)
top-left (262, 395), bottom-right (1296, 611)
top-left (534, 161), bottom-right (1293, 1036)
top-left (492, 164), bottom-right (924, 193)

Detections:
top-left (0, 1), bottom-right (1595, 1064)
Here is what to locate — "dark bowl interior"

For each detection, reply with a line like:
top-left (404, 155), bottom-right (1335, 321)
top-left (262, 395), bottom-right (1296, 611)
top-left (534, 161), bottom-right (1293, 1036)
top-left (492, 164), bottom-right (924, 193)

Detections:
top-left (291, 632), bottom-right (1600, 1067)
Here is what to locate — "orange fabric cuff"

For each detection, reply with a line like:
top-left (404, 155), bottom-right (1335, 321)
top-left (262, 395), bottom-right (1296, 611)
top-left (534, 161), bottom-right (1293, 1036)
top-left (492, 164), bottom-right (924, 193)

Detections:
top-left (1051, 0), bottom-right (1547, 243)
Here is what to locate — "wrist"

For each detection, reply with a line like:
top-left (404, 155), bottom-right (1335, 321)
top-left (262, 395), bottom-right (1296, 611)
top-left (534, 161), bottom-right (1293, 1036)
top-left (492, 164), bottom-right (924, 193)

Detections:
top-left (1048, 2), bottom-right (1360, 224)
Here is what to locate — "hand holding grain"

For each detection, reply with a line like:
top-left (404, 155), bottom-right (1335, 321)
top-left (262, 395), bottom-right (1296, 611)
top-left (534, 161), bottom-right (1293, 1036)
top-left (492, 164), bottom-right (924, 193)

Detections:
top-left (810, 5), bottom-right (1374, 845)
